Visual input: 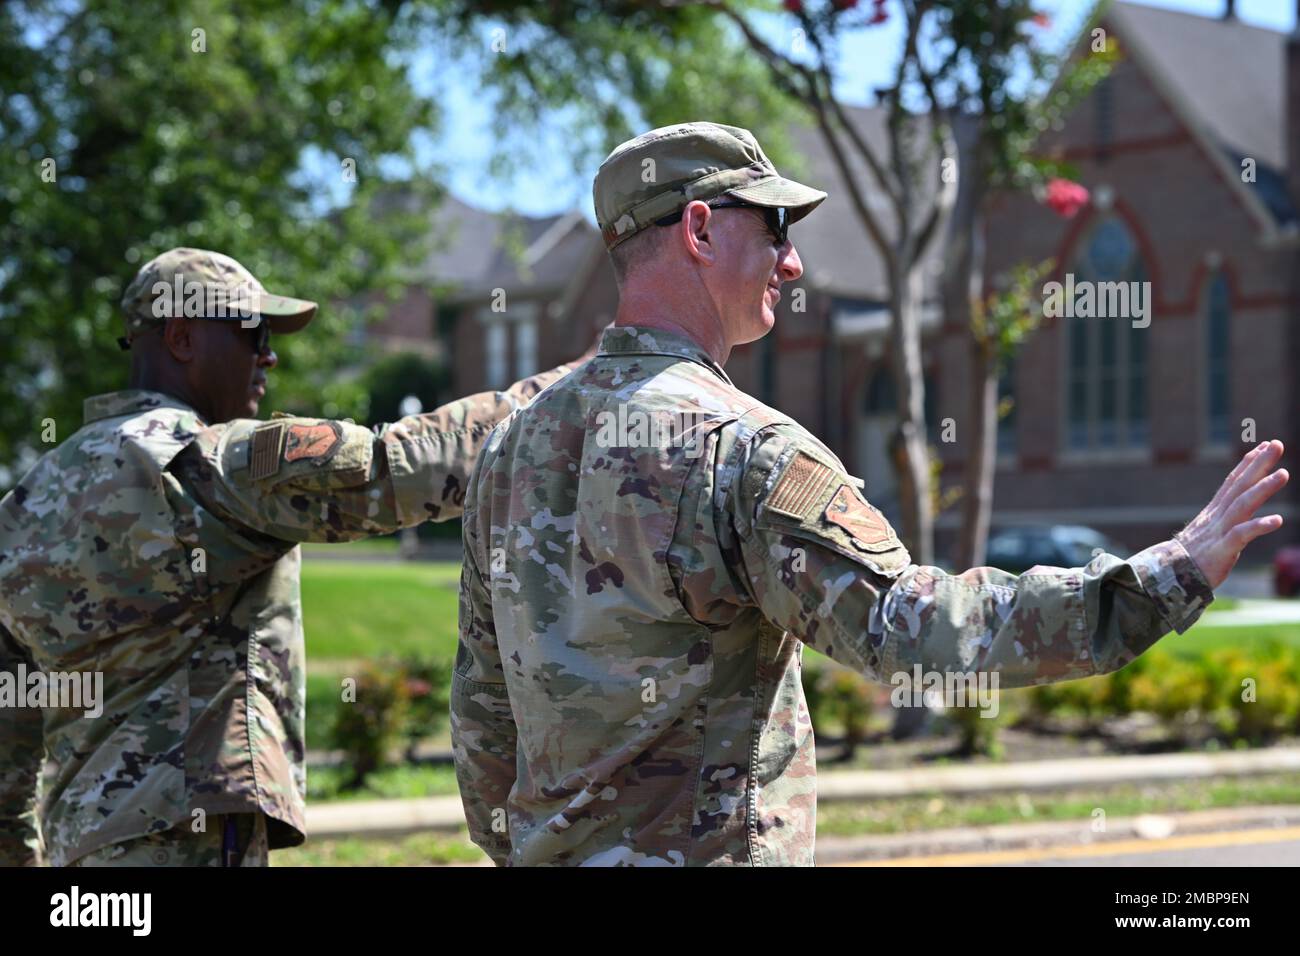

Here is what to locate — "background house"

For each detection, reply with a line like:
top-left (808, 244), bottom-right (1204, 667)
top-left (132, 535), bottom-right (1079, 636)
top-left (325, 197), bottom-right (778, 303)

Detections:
top-left (377, 1), bottom-right (1300, 564)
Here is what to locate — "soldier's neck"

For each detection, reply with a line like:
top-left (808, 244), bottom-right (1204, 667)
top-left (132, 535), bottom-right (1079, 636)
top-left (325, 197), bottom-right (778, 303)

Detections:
top-left (614, 285), bottom-right (730, 366)
top-left (129, 364), bottom-right (212, 423)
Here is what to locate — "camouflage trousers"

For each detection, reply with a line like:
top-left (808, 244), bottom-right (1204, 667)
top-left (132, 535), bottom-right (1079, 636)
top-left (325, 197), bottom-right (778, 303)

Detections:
top-left (70, 812), bottom-right (269, 867)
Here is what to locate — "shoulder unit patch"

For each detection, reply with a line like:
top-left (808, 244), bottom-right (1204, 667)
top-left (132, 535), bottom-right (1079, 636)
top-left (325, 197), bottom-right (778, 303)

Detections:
top-left (285, 421), bottom-right (342, 464)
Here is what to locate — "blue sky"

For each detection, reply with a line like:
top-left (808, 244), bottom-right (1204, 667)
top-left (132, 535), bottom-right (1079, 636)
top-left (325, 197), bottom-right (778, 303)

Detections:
top-left (423, 0), bottom-right (1295, 221)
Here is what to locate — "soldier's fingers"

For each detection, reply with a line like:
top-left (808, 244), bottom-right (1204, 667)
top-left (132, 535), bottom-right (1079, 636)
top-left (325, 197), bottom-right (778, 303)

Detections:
top-left (1223, 469), bottom-right (1290, 529)
top-left (1206, 442), bottom-right (1268, 514)
top-left (1223, 440), bottom-right (1284, 508)
top-left (1229, 513), bottom-right (1285, 551)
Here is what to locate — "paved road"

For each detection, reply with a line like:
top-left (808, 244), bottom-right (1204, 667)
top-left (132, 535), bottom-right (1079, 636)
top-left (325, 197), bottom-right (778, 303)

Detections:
top-left (1018, 837), bottom-right (1300, 866)
top-left (837, 826), bottom-right (1300, 866)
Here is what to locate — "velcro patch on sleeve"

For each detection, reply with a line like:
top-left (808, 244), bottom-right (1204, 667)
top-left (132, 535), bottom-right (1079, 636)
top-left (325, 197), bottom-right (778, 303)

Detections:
top-left (249, 422), bottom-right (287, 481)
top-left (824, 484), bottom-right (897, 551)
top-left (285, 421), bottom-right (343, 464)
top-left (765, 451), bottom-right (837, 519)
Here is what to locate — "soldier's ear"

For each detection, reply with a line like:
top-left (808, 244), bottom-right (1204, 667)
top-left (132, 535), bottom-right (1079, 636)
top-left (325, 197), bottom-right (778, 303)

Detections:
top-left (162, 317), bottom-right (197, 363)
top-left (682, 201), bottom-right (717, 266)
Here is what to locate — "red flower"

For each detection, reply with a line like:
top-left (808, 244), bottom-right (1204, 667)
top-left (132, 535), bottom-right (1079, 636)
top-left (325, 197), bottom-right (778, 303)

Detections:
top-left (1045, 178), bottom-right (1089, 218)
top-left (868, 0), bottom-right (888, 24)
top-left (832, 0), bottom-right (860, 10)
top-left (405, 678), bottom-right (433, 697)
top-left (1030, 12), bottom-right (1051, 28)
top-left (783, 0), bottom-right (804, 12)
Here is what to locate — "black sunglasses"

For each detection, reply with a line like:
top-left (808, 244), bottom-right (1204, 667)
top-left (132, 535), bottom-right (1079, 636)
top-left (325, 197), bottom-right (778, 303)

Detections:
top-left (117, 317), bottom-right (272, 353)
top-left (655, 200), bottom-right (789, 247)
top-left (238, 318), bottom-right (272, 355)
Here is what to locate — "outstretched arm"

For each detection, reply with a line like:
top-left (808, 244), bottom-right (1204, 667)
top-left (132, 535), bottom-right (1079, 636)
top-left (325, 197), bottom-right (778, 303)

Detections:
top-left (174, 362), bottom-right (581, 542)
top-left (723, 429), bottom-right (1287, 688)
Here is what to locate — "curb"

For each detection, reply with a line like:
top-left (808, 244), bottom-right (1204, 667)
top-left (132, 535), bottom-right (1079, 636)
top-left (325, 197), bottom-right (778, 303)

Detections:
top-left (305, 747), bottom-right (1300, 840)
top-left (815, 804), bottom-right (1300, 864)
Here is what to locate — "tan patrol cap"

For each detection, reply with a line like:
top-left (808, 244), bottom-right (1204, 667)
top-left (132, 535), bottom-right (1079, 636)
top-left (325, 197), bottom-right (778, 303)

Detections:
top-left (593, 121), bottom-right (827, 249)
top-left (119, 247), bottom-right (318, 343)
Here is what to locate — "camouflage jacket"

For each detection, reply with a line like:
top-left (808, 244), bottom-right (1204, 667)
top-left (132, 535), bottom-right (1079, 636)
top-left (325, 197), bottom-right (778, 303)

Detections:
top-left (453, 326), bottom-right (1214, 867)
top-left (0, 366), bottom-right (568, 866)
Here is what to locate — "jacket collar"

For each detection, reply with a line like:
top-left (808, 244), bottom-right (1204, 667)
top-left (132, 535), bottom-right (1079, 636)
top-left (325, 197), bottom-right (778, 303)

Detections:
top-left (84, 389), bottom-right (206, 426)
top-left (596, 325), bottom-right (733, 387)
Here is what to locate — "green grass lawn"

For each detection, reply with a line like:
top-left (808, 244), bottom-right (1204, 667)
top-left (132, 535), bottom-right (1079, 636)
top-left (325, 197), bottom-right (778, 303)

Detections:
top-left (299, 560), bottom-right (1293, 668)
top-left (302, 560), bottom-right (461, 660)
top-left (308, 763), bottom-right (460, 802)
top-left (297, 558), bottom-right (1300, 761)
top-left (275, 830), bottom-right (483, 866)
top-left (1167, 624), bottom-right (1300, 657)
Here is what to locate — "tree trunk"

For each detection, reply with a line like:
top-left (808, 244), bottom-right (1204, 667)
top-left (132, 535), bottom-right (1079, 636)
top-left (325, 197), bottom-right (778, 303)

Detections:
top-left (958, 339), bottom-right (998, 568)
top-left (941, 145), bottom-right (993, 570)
top-left (889, 262), bottom-right (934, 567)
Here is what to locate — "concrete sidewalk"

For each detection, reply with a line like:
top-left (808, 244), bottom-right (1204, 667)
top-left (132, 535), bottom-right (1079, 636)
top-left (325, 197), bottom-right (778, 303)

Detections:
top-left (305, 746), bottom-right (1300, 839)
top-left (1197, 598), bottom-right (1300, 627)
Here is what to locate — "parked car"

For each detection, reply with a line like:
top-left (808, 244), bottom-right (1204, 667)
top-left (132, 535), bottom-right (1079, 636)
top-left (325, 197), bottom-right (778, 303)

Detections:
top-left (1275, 546), bottom-right (1300, 598)
top-left (985, 525), bottom-right (1129, 576)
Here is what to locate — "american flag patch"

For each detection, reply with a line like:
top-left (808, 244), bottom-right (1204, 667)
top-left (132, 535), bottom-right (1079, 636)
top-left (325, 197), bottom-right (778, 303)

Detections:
top-left (249, 422), bottom-right (286, 481)
top-left (766, 451), bottom-right (835, 518)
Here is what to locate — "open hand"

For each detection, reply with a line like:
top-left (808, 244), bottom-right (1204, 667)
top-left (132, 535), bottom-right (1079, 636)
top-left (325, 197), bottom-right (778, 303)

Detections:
top-left (1178, 440), bottom-right (1288, 589)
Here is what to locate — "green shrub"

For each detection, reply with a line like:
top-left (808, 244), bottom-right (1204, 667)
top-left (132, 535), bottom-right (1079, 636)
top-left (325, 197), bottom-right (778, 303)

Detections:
top-left (946, 701), bottom-right (1004, 758)
top-left (330, 655), bottom-right (453, 788)
top-left (399, 656), bottom-right (452, 759)
top-left (802, 658), bottom-right (873, 758)
top-left (1205, 644), bottom-right (1300, 743)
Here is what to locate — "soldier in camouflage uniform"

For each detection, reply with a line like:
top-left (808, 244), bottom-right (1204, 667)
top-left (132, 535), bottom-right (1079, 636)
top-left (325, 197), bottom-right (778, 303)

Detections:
top-left (0, 247), bottom-right (580, 866)
top-left (452, 122), bottom-right (1290, 866)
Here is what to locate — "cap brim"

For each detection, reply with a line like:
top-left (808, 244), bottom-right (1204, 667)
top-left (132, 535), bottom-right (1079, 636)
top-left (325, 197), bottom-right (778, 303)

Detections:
top-left (728, 176), bottom-right (828, 224)
top-left (257, 293), bottom-right (318, 334)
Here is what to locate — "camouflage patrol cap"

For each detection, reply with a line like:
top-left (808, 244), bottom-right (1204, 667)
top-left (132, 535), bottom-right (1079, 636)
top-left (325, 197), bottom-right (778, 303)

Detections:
top-left (593, 121), bottom-right (828, 249)
top-left (119, 247), bottom-right (318, 342)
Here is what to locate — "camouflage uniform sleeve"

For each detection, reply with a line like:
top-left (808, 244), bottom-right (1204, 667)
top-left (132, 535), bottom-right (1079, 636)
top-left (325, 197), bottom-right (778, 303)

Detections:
top-left (0, 624), bottom-right (42, 866)
top-left (726, 425), bottom-right (1215, 687)
top-left (191, 366), bottom-right (575, 543)
top-left (374, 363), bottom-right (574, 443)
top-left (450, 457), bottom-right (516, 866)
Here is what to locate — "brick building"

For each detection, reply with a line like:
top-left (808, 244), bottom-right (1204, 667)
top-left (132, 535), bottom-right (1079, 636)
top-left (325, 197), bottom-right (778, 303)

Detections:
top-left (405, 1), bottom-right (1299, 563)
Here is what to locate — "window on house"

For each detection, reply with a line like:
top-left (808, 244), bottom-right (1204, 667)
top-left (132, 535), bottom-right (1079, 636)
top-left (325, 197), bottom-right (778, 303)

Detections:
top-left (1064, 217), bottom-right (1149, 452)
top-left (435, 303), bottom-right (459, 340)
top-left (515, 317), bottom-right (537, 380)
top-left (997, 358), bottom-right (1017, 457)
top-left (485, 320), bottom-right (507, 389)
top-left (865, 366), bottom-right (896, 414)
top-left (1205, 270), bottom-right (1231, 446)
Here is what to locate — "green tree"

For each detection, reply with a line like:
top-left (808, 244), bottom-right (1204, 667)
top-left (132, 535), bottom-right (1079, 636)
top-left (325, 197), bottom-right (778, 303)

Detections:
top-left (428, 0), bottom-right (1112, 569)
top-left (0, 0), bottom-right (442, 483)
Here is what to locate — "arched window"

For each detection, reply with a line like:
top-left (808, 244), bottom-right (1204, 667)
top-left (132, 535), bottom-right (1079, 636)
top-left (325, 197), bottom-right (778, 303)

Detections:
top-left (1064, 217), bottom-right (1149, 451)
top-left (1204, 270), bottom-right (1231, 446)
